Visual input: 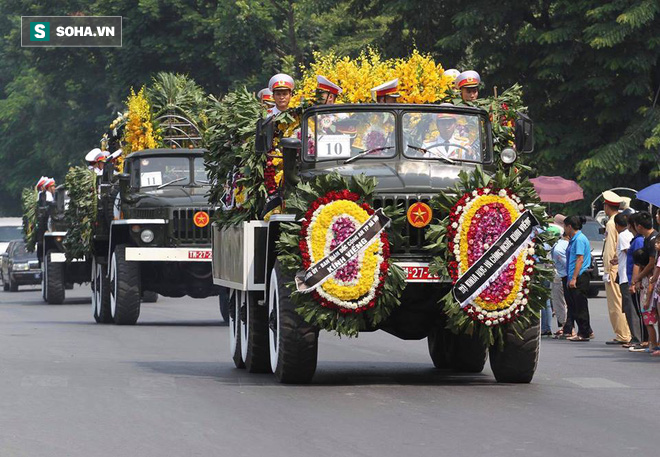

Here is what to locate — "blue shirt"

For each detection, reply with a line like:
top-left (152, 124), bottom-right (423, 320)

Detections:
top-left (552, 238), bottom-right (569, 278)
top-left (627, 234), bottom-right (644, 281)
top-left (566, 230), bottom-right (591, 279)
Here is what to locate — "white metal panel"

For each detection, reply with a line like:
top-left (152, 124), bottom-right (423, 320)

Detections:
top-left (125, 247), bottom-right (212, 262)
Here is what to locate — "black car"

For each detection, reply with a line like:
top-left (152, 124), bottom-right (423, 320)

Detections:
top-left (1, 240), bottom-right (41, 291)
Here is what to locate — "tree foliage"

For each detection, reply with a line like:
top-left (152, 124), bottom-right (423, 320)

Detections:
top-left (0, 0), bottom-right (658, 214)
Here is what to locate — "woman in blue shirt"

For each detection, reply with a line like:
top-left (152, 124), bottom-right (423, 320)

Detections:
top-left (562, 215), bottom-right (593, 341)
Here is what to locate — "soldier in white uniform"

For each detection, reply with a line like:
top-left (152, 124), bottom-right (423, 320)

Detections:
top-left (371, 79), bottom-right (401, 103)
top-left (316, 75), bottom-right (342, 105)
top-left (85, 148), bottom-right (109, 176)
top-left (455, 70), bottom-right (481, 103)
top-left (256, 88), bottom-right (275, 109)
top-left (422, 113), bottom-right (474, 159)
top-left (267, 73), bottom-right (295, 117)
top-left (43, 178), bottom-right (56, 203)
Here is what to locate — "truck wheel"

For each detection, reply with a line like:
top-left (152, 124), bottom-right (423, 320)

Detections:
top-left (450, 332), bottom-right (488, 373)
top-left (9, 276), bottom-right (18, 292)
top-left (109, 244), bottom-right (141, 325)
top-left (229, 289), bottom-right (245, 369)
top-left (489, 320), bottom-right (540, 383)
top-left (268, 261), bottom-right (318, 384)
top-left (240, 291), bottom-right (270, 373)
top-left (427, 325), bottom-right (453, 369)
top-left (218, 287), bottom-right (229, 322)
top-left (92, 257), bottom-right (112, 324)
top-left (142, 291), bottom-right (159, 303)
top-left (45, 250), bottom-right (65, 304)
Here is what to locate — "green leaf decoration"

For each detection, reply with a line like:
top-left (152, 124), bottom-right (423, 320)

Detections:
top-left (63, 167), bottom-right (97, 261)
top-left (21, 187), bottom-right (39, 252)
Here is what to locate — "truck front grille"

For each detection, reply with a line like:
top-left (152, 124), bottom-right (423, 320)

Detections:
top-left (372, 195), bottom-right (435, 255)
top-left (172, 207), bottom-right (215, 245)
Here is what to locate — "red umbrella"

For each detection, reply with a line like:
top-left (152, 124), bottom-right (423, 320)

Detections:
top-left (529, 176), bottom-right (584, 203)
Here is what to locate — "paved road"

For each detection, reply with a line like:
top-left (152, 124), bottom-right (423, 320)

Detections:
top-left (0, 285), bottom-right (658, 457)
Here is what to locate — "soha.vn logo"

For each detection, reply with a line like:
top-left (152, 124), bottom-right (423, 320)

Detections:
top-left (30, 22), bottom-right (50, 41)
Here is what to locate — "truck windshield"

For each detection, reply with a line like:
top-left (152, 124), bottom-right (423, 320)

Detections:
top-left (193, 157), bottom-right (209, 184)
top-left (137, 157), bottom-right (191, 189)
top-left (403, 112), bottom-right (484, 162)
top-left (306, 111), bottom-right (397, 162)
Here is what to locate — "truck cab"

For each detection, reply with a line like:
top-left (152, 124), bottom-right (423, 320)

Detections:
top-left (91, 148), bottom-right (221, 324)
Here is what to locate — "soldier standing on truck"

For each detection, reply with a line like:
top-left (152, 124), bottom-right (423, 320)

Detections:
top-left (85, 148), bottom-right (109, 176)
top-left (456, 70), bottom-right (481, 103)
top-left (43, 178), bottom-right (56, 203)
top-left (315, 75), bottom-right (342, 105)
top-left (257, 88), bottom-right (275, 109)
top-left (267, 73), bottom-right (295, 117)
top-left (371, 79), bottom-right (401, 103)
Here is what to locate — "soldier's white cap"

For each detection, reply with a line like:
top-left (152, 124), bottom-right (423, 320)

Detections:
top-left (456, 70), bottom-right (481, 89)
top-left (444, 69), bottom-right (460, 80)
top-left (85, 148), bottom-right (107, 163)
top-left (36, 176), bottom-right (48, 190)
top-left (257, 88), bottom-right (274, 103)
top-left (108, 149), bottom-right (123, 161)
top-left (602, 190), bottom-right (624, 207)
top-left (316, 75), bottom-right (343, 95)
top-left (44, 178), bottom-right (55, 188)
top-left (268, 73), bottom-right (295, 91)
top-left (371, 78), bottom-right (401, 101)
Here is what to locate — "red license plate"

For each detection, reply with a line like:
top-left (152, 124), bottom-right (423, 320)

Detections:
top-left (188, 250), bottom-right (211, 259)
top-left (401, 265), bottom-right (440, 281)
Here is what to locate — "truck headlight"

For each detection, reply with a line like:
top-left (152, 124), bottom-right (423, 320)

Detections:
top-left (501, 147), bottom-right (517, 164)
top-left (140, 229), bottom-right (155, 244)
top-left (12, 262), bottom-right (30, 271)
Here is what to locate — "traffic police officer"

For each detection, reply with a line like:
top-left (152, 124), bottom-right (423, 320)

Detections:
top-left (455, 70), bottom-right (481, 102)
top-left (601, 190), bottom-right (632, 344)
top-left (268, 73), bottom-right (295, 116)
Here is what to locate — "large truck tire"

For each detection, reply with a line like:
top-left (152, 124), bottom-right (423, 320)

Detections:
top-left (268, 261), bottom-right (318, 384)
top-left (218, 287), bottom-right (230, 322)
top-left (428, 326), bottom-right (487, 373)
top-left (142, 291), bottom-right (159, 303)
top-left (109, 244), bottom-right (141, 325)
top-left (92, 257), bottom-right (113, 324)
top-left (45, 250), bottom-right (65, 304)
top-left (240, 291), bottom-right (270, 373)
top-left (427, 325), bottom-right (453, 369)
top-left (450, 332), bottom-right (488, 373)
top-left (489, 320), bottom-right (540, 383)
top-left (229, 289), bottom-right (245, 369)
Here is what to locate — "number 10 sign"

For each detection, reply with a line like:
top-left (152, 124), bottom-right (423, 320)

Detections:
top-left (316, 135), bottom-right (351, 158)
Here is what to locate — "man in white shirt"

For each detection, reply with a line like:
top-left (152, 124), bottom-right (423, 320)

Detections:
top-left (613, 212), bottom-right (642, 344)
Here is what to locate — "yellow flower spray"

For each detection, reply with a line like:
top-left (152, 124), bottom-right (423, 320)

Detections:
top-left (291, 49), bottom-right (453, 105)
top-left (122, 87), bottom-right (159, 161)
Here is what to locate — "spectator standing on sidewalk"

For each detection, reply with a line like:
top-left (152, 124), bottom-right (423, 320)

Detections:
top-left (627, 214), bottom-right (649, 351)
top-left (562, 216), bottom-right (593, 342)
top-left (612, 213), bottom-right (642, 345)
top-left (601, 191), bottom-right (631, 345)
top-left (551, 215), bottom-right (569, 335)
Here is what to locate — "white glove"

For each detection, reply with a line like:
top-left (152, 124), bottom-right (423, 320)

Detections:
top-left (603, 273), bottom-right (610, 283)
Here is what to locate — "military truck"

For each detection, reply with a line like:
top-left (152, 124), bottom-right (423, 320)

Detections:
top-left (212, 103), bottom-right (536, 383)
top-left (90, 115), bottom-right (224, 324)
top-left (36, 186), bottom-right (91, 304)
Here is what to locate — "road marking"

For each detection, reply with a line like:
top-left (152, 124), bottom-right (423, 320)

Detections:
top-left (564, 377), bottom-right (627, 388)
top-left (21, 375), bottom-right (69, 387)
